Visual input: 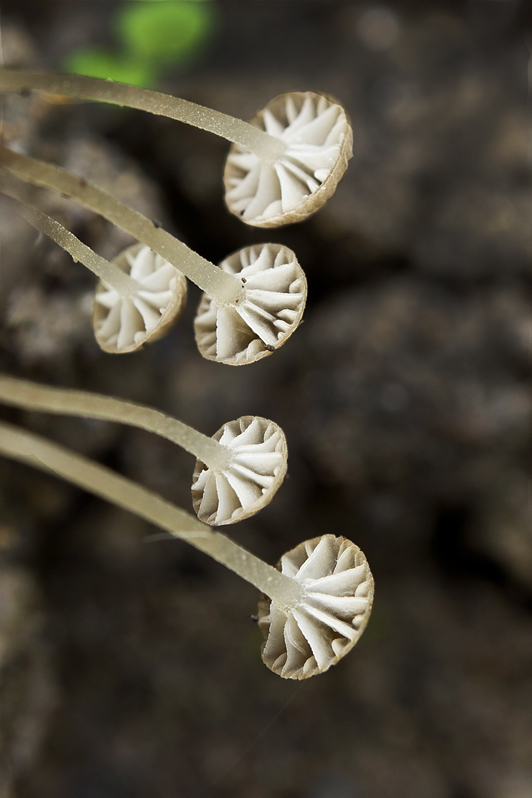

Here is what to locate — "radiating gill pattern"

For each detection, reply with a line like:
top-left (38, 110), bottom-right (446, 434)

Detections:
top-left (191, 416), bottom-right (288, 526)
top-left (258, 535), bottom-right (374, 680)
top-left (224, 92), bottom-right (353, 227)
top-left (194, 243), bottom-right (306, 365)
top-left (94, 244), bottom-right (186, 353)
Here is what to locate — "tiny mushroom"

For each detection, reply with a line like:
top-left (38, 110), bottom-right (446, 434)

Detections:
top-left (192, 415), bottom-right (287, 525)
top-left (1, 148), bottom-right (307, 364)
top-left (194, 242), bottom-right (306, 365)
top-left (0, 190), bottom-right (187, 353)
top-left (0, 375), bottom-right (288, 526)
top-left (0, 420), bottom-right (374, 679)
top-left (93, 242), bottom-right (187, 353)
top-left (224, 91), bottom-right (353, 227)
top-left (0, 71), bottom-right (352, 227)
top-left (258, 534), bottom-right (374, 679)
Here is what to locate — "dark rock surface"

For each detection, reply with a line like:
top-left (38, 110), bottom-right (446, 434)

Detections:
top-left (1, 2), bottom-right (532, 798)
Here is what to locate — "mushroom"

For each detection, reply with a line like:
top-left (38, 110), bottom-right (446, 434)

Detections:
top-left (258, 534), bottom-right (374, 679)
top-left (0, 375), bottom-right (288, 526)
top-left (0, 147), bottom-right (307, 364)
top-left (224, 91), bottom-right (353, 227)
top-left (0, 70), bottom-right (352, 227)
top-left (194, 242), bottom-right (306, 365)
top-left (1, 190), bottom-right (187, 353)
top-left (191, 415), bottom-right (287, 525)
top-left (93, 243), bottom-right (187, 353)
top-left (0, 419), bottom-right (374, 678)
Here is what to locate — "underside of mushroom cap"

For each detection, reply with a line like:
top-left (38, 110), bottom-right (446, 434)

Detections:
top-left (224, 91), bottom-right (353, 228)
top-left (258, 535), bottom-right (374, 679)
top-left (191, 416), bottom-right (288, 526)
top-left (194, 243), bottom-right (306, 366)
top-left (93, 243), bottom-right (187, 354)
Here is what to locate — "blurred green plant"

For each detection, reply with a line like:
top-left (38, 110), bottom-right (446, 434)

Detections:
top-left (64, 0), bottom-right (217, 89)
top-left (63, 49), bottom-right (157, 89)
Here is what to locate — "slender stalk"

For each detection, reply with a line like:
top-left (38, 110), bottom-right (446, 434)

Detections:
top-left (0, 374), bottom-right (230, 471)
top-left (0, 420), bottom-right (302, 605)
top-left (0, 69), bottom-right (286, 162)
top-left (0, 147), bottom-right (244, 306)
top-left (1, 188), bottom-right (140, 296)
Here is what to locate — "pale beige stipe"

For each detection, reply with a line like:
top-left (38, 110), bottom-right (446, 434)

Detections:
top-left (0, 69), bottom-right (285, 160)
top-left (0, 420), bottom-right (298, 600)
top-left (0, 422), bottom-right (373, 678)
top-left (0, 422), bottom-right (373, 679)
top-left (1, 149), bottom-right (307, 364)
top-left (0, 147), bottom-right (246, 305)
top-left (0, 376), bottom-right (288, 526)
top-left (0, 72), bottom-right (351, 228)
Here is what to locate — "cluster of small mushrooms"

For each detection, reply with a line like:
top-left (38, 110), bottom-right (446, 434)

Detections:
top-left (0, 68), bottom-right (374, 678)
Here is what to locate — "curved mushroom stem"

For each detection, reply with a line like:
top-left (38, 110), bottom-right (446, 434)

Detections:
top-left (0, 69), bottom-right (286, 162)
top-left (0, 420), bottom-right (302, 607)
top-left (0, 146), bottom-right (244, 307)
top-left (1, 188), bottom-right (140, 297)
top-left (0, 374), bottom-right (231, 472)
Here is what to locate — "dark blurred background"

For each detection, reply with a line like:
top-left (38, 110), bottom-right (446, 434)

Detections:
top-left (1, 1), bottom-right (532, 797)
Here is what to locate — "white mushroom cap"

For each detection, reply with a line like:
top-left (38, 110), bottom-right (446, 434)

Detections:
top-left (224, 91), bottom-right (353, 228)
top-left (191, 416), bottom-right (288, 526)
top-left (93, 243), bottom-right (187, 354)
top-left (258, 535), bottom-right (374, 679)
top-left (194, 243), bottom-right (306, 366)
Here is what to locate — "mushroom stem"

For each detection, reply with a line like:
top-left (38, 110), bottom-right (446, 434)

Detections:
top-left (0, 69), bottom-right (286, 162)
top-left (1, 188), bottom-right (140, 296)
top-left (0, 146), bottom-right (244, 306)
top-left (0, 420), bottom-right (302, 605)
top-left (0, 375), bottom-right (231, 471)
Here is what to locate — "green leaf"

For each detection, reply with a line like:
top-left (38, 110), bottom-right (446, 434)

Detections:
top-left (117, 0), bottom-right (216, 67)
top-left (63, 48), bottom-right (157, 89)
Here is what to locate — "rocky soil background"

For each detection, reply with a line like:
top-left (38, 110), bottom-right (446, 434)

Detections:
top-left (1, 1), bottom-right (532, 797)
